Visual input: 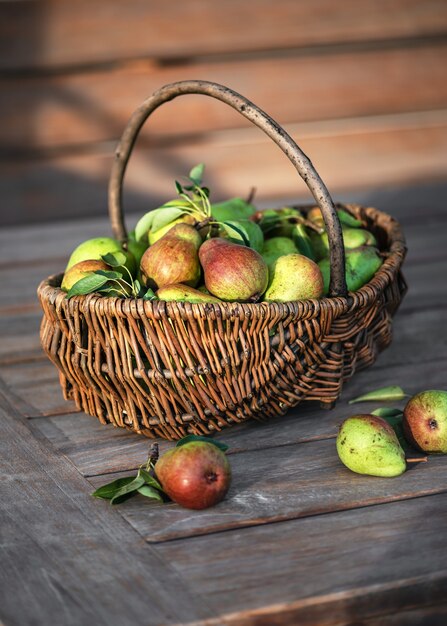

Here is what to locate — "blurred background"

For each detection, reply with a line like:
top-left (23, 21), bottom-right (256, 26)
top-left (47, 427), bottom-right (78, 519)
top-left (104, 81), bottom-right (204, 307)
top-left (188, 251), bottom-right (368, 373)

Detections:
top-left (1, 0), bottom-right (447, 228)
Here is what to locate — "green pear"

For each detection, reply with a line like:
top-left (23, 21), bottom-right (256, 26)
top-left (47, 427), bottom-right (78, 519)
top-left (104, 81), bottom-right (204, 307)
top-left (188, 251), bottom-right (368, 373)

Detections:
top-left (61, 259), bottom-right (110, 292)
top-left (264, 254), bottom-right (324, 302)
top-left (403, 390), bottom-right (447, 453)
top-left (157, 284), bottom-right (222, 303)
top-left (261, 237), bottom-right (298, 266)
top-left (140, 224), bottom-right (202, 289)
top-left (66, 237), bottom-right (136, 275)
top-left (311, 228), bottom-right (377, 261)
top-left (211, 198), bottom-right (257, 222)
top-left (199, 238), bottom-right (268, 302)
top-left (336, 415), bottom-right (406, 477)
top-left (319, 246), bottom-right (383, 294)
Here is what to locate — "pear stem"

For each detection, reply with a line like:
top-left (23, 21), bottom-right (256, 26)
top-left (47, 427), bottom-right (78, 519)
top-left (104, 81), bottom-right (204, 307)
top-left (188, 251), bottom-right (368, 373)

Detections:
top-left (406, 456), bottom-right (428, 463)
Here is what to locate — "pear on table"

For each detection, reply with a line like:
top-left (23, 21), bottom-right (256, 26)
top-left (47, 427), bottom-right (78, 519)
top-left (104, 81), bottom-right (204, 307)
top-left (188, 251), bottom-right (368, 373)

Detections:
top-left (336, 415), bottom-right (406, 477)
top-left (403, 390), bottom-right (447, 453)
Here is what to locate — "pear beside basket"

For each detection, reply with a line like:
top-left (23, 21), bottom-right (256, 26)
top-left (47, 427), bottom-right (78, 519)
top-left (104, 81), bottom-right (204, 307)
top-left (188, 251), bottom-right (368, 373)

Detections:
top-left (37, 81), bottom-right (407, 440)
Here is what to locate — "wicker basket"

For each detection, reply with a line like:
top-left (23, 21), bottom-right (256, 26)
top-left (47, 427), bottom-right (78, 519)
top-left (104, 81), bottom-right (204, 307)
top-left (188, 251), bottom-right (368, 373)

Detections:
top-left (37, 81), bottom-right (407, 440)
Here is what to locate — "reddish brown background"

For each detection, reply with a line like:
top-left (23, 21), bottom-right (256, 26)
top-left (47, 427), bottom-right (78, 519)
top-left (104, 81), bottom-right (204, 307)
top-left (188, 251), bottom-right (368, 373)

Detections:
top-left (1, 0), bottom-right (447, 227)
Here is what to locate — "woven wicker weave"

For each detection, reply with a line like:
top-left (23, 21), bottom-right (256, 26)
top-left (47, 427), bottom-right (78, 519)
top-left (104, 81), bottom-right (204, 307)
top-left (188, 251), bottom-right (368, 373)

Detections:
top-left (37, 81), bottom-right (407, 440)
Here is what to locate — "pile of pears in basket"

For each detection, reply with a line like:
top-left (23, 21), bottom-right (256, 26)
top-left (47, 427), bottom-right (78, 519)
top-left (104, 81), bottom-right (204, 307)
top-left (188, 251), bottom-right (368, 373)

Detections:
top-left (61, 165), bottom-right (383, 303)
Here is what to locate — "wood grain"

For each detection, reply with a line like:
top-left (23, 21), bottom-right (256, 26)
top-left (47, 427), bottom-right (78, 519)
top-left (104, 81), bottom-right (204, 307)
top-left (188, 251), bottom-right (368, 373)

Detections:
top-left (153, 493), bottom-right (447, 617)
top-left (3, 43), bottom-right (447, 150)
top-left (2, 0), bottom-right (446, 71)
top-left (1, 110), bottom-right (447, 226)
top-left (0, 382), bottom-right (212, 626)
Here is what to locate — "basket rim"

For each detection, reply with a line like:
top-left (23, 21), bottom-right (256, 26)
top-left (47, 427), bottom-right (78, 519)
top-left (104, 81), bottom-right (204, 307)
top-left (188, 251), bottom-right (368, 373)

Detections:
top-left (37, 203), bottom-right (406, 323)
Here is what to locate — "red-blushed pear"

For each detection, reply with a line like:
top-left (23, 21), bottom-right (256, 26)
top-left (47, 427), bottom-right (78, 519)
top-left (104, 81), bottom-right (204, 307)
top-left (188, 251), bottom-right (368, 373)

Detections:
top-left (199, 238), bottom-right (268, 302)
top-left (403, 390), bottom-right (447, 453)
top-left (61, 259), bottom-right (110, 292)
top-left (155, 441), bottom-right (231, 510)
top-left (140, 223), bottom-right (202, 289)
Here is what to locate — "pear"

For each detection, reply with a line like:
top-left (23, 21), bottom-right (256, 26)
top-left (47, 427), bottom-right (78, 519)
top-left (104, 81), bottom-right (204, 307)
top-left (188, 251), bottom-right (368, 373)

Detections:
top-left (264, 254), bottom-right (324, 302)
top-left (126, 235), bottom-right (148, 267)
top-left (336, 414), bottom-right (406, 477)
top-left (311, 228), bottom-right (377, 261)
top-left (148, 214), bottom-right (197, 245)
top-left (157, 284), bottom-right (222, 304)
top-left (319, 246), bottom-right (383, 294)
top-left (261, 237), bottom-right (298, 266)
top-left (66, 237), bottom-right (136, 275)
top-left (140, 224), bottom-right (202, 289)
top-left (61, 259), bottom-right (110, 292)
top-left (403, 390), bottom-right (447, 453)
top-left (211, 197), bottom-right (257, 222)
top-left (199, 238), bottom-right (268, 302)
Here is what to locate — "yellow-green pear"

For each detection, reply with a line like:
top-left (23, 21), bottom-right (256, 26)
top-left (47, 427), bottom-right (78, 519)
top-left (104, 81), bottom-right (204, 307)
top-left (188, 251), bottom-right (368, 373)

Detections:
top-left (157, 284), bottom-right (222, 303)
top-left (66, 237), bottom-right (136, 275)
top-left (336, 415), bottom-right (406, 477)
top-left (261, 237), bottom-right (298, 266)
top-left (61, 259), bottom-right (110, 292)
top-left (264, 253), bottom-right (324, 302)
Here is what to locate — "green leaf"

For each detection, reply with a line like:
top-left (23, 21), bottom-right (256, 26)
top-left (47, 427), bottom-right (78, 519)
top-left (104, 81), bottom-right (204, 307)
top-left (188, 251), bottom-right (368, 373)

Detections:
top-left (150, 206), bottom-right (186, 233)
top-left (137, 485), bottom-right (164, 502)
top-left (91, 476), bottom-right (137, 500)
top-left (143, 288), bottom-right (157, 301)
top-left (348, 386), bottom-right (408, 404)
top-left (133, 279), bottom-right (141, 293)
top-left (371, 407), bottom-right (404, 418)
top-left (66, 273), bottom-right (110, 298)
top-left (292, 223), bottom-right (315, 260)
top-left (219, 221), bottom-right (250, 247)
top-left (101, 251), bottom-right (127, 267)
top-left (337, 209), bottom-right (364, 228)
top-left (110, 476), bottom-right (145, 505)
top-left (176, 435), bottom-right (229, 452)
top-left (188, 163), bottom-right (205, 186)
top-left (137, 468), bottom-right (164, 491)
top-left (175, 180), bottom-right (184, 194)
top-left (134, 211), bottom-right (156, 242)
top-left (94, 269), bottom-right (123, 280)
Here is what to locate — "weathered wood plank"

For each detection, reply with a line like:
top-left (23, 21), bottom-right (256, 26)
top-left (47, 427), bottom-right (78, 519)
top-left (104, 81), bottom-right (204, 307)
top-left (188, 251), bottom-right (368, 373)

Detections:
top-left (0, 310), bottom-right (44, 364)
top-left (1, 110), bottom-right (447, 226)
top-left (153, 494), bottom-right (447, 617)
top-left (0, 382), bottom-right (212, 626)
top-left (4, 43), bottom-right (447, 150)
top-left (2, 0), bottom-right (446, 70)
top-left (28, 355), bottom-right (447, 477)
top-left (186, 573), bottom-right (447, 626)
top-left (86, 436), bottom-right (447, 542)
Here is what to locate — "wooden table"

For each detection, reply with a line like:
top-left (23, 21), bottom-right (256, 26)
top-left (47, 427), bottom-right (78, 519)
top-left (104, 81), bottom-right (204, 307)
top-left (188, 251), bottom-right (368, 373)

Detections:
top-left (1, 188), bottom-right (447, 625)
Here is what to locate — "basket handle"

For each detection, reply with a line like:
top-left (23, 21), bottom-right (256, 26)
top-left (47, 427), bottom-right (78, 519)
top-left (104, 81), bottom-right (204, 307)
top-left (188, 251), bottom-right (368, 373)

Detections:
top-left (108, 80), bottom-right (347, 297)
